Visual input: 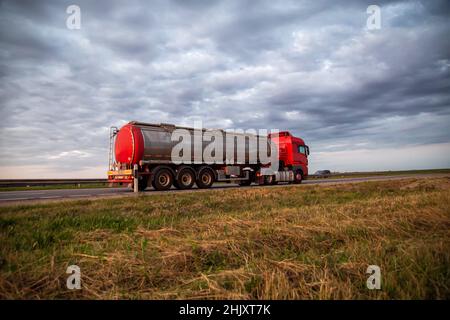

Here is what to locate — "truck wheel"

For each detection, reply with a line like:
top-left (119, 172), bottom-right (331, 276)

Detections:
top-left (238, 170), bottom-right (253, 186)
top-left (196, 167), bottom-right (214, 189)
top-left (174, 167), bottom-right (195, 190)
top-left (238, 179), bottom-right (252, 186)
top-left (153, 168), bottom-right (173, 191)
top-left (293, 171), bottom-right (303, 184)
top-left (264, 175), bottom-right (277, 185)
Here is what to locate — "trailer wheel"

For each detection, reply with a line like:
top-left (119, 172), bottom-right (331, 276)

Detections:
top-left (152, 168), bottom-right (174, 191)
top-left (174, 167), bottom-right (195, 190)
top-left (196, 167), bottom-right (215, 189)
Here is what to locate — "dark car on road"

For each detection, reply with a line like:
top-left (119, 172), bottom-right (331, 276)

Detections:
top-left (314, 170), bottom-right (332, 178)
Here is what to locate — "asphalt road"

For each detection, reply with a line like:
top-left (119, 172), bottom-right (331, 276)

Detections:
top-left (0, 173), bottom-right (448, 205)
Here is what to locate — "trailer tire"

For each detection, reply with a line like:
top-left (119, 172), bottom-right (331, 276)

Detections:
top-left (196, 167), bottom-right (215, 189)
top-left (174, 167), bottom-right (195, 190)
top-left (152, 168), bottom-right (174, 191)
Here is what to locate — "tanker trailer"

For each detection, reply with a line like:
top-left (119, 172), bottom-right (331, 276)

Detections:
top-left (107, 121), bottom-right (309, 191)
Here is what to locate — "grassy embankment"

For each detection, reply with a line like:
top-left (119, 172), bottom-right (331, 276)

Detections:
top-left (0, 177), bottom-right (449, 299)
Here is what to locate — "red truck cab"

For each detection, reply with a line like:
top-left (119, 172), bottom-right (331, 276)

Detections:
top-left (269, 131), bottom-right (309, 177)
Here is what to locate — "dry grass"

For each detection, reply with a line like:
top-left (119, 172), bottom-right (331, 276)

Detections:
top-left (0, 177), bottom-right (449, 299)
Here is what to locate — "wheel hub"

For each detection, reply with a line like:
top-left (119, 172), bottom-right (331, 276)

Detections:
top-left (159, 173), bottom-right (170, 186)
top-left (181, 173), bottom-right (192, 185)
top-left (201, 173), bottom-right (211, 184)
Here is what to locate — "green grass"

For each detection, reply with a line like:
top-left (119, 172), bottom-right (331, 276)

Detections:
top-left (0, 177), bottom-right (449, 299)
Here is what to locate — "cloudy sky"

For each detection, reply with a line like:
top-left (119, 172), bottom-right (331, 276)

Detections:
top-left (0, 0), bottom-right (449, 178)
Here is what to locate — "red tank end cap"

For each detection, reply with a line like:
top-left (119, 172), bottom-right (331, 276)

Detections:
top-left (114, 124), bottom-right (144, 165)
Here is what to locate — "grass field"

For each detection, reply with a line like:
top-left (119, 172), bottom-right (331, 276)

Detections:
top-left (0, 177), bottom-right (449, 299)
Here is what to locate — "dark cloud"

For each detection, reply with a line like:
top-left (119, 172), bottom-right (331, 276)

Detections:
top-left (0, 0), bottom-right (449, 176)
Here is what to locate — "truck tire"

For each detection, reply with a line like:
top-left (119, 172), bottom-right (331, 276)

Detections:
top-left (238, 179), bottom-right (252, 186)
top-left (293, 170), bottom-right (303, 184)
top-left (264, 175), bottom-right (277, 185)
top-left (238, 170), bottom-right (253, 186)
top-left (174, 167), bottom-right (195, 190)
top-left (196, 167), bottom-right (215, 189)
top-left (152, 168), bottom-right (174, 191)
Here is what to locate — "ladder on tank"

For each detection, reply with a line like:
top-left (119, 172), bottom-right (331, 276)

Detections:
top-left (108, 126), bottom-right (118, 171)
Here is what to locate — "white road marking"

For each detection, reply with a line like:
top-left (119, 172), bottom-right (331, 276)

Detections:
top-left (1, 197), bottom-right (32, 201)
top-left (38, 196), bottom-right (62, 199)
top-left (1, 191), bottom-right (46, 195)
